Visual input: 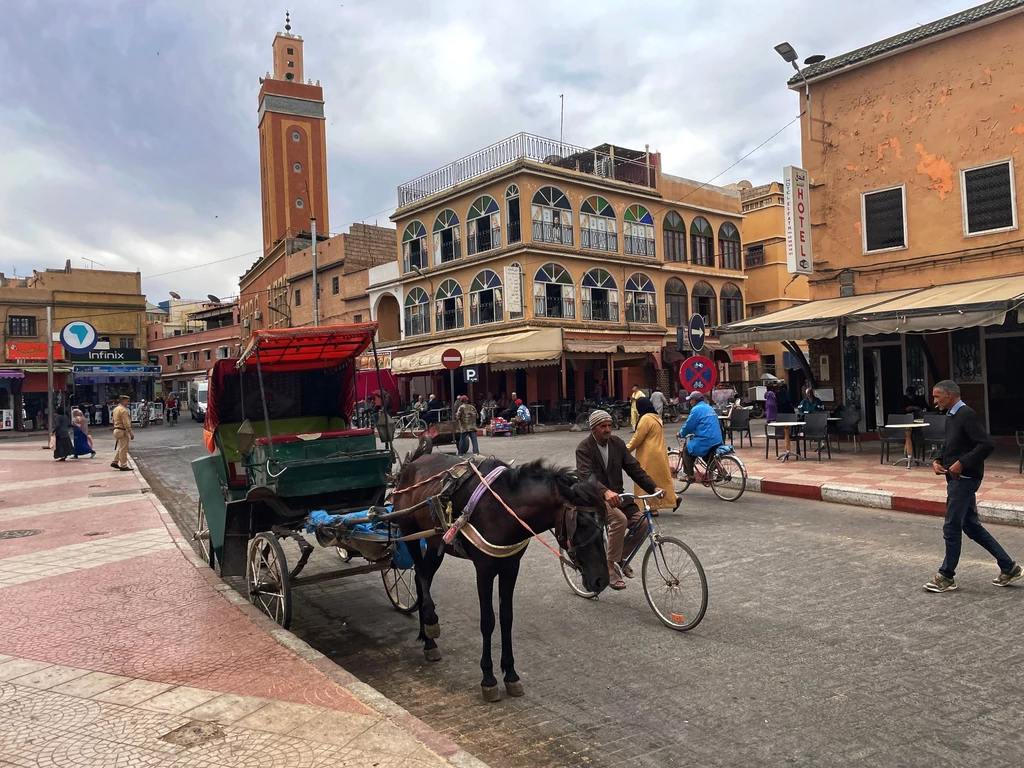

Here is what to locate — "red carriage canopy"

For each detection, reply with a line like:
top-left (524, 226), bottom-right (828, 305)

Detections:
top-left (236, 323), bottom-right (378, 372)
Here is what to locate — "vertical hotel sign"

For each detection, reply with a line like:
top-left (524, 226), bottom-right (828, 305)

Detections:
top-left (783, 165), bottom-right (812, 275)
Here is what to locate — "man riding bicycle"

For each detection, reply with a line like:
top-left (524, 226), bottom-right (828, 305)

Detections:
top-left (677, 391), bottom-right (722, 483)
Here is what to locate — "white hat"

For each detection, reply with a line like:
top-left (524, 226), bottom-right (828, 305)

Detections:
top-left (588, 409), bottom-right (613, 428)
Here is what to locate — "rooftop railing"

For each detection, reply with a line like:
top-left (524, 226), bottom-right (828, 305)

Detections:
top-left (397, 132), bottom-right (656, 207)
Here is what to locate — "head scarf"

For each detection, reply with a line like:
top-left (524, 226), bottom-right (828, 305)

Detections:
top-left (71, 408), bottom-right (87, 430)
top-left (635, 396), bottom-right (657, 418)
top-left (588, 409), bottom-right (613, 429)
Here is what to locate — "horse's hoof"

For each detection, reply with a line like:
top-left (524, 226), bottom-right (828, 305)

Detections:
top-left (504, 680), bottom-right (525, 697)
top-left (423, 647), bottom-right (442, 662)
top-left (481, 685), bottom-right (501, 703)
top-left (424, 623), bottom-right (441, 639)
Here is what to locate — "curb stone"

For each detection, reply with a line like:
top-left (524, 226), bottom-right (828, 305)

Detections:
top-left (131, 462), bottom-right (489, 768)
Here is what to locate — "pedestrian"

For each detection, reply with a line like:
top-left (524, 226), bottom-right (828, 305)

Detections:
top-left (626, 397), bottom-right (678, 514)
top-left (51, 408), bottom-right (74, 461)
top-left (650, 386), bottom-right (667, 419)
top-left (456, 395), bottom-right (480, 456)
top-left (111, 394), bottom-right (135, 471)
top-left (71, 407), bottom-right (95, 458)
top-left (776, 383), bottom-right (794, 414)
top-left (764, 385), bottom-right (778, 423)
top-left (924, 380), bottom-right (1022, 592)
top-left (575, 410), bottom-right (662, 590)
top-left (629, 383), bottom-right (644, 431)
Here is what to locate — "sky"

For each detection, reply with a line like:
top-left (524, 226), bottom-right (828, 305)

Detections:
top-left (0, 0), bottom-right (973, 304)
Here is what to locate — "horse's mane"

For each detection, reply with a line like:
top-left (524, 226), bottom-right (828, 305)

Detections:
top-left (497, 459), bottom-right (603, 510)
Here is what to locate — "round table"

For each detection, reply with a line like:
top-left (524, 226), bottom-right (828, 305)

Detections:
top-left (884, 422), bottom-right (927, 468)
top-left (767, 421), bottom-right (806, 462)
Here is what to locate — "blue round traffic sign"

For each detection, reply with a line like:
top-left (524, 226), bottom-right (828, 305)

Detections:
top-left (679, 355), bottom-right (717, 393)
top-left (687, 313), bottom-right (706, 352)
top-left (59, 321), bottom-right (99, 354)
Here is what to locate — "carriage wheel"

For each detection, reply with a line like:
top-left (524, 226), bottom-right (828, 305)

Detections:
top-left (194, 501), bottom-right (215, 569)
top-left (382, 563), bottom-right (420, 614)
top-left (247, 533), bottom-right (292, 629)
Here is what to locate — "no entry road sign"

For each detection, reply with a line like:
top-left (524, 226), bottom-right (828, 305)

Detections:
top-left (441, 348), bottom-right (462, 371)
top-left (679, 355), bottom-right (717, 393)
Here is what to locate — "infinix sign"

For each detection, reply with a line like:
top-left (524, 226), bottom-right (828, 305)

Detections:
top-left (69, 348), bottom-right (142, 363)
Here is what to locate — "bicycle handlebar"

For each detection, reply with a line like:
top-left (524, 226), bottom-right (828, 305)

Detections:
top-left (619, 490), bottom-right (665, 501)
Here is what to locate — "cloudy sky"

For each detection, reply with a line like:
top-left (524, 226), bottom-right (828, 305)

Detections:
top-left (1, 0), bottom-right (971, 303)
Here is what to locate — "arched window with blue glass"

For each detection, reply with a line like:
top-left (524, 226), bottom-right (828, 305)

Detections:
top-left (665, 277), bottom-right (688, 328)
top-left (580, 196), bottom-right (617, 253)
top-left (720, 282), bottom-right (743, 325)
top-left (533, 262), bottom-right (575, 319)
top-left (402, 221), bottom-right (428, 272)
top-left (433, 209), bottom-right (461, 264)
top-left (581, 269), bottom-right (618, 322)
top-left (469, 269), bottom-right (503, 326)
top-left (719, 222), bottom-right (741, 270)
top-left (624, 273), bottom-right (657, 324)
top-left (663, 211), bottom-right (687, 263)
top-left (467, 195), bottom-right (500, 255)
top-left (691, 280), bottom-right (717, 327)
top-left (404, 286), bottom-right (430, 336)
top-left (434, 279), bottom-right (464, 331)
top-left (623, 204), bottom-right (656, 257)
top-left (531, 186), bottom-right (574, 246)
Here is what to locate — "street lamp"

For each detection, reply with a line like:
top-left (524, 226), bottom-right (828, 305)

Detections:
top-left (775, 42), bottom-right (823, 140)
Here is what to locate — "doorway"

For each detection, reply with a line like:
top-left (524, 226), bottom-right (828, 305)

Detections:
top-left (863, 345), bottom-right (903, 430)
top-left (985, 335), bottom-right (1024, 434)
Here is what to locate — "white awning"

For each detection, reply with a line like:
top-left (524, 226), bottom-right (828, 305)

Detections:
top-left (392, 329), bottom-right (563, 375)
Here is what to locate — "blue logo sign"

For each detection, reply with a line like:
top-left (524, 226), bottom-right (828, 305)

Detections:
top-left (60, 321), bottom-right (99, 354)
top-left (687, 314), bottom-right (706, 353)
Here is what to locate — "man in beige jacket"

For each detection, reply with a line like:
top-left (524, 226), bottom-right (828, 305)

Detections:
top-left (111, 394), bottom-right (134, 471)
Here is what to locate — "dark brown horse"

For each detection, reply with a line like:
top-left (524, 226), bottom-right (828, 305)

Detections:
top-left (393, 450), bottom-right (608, 701)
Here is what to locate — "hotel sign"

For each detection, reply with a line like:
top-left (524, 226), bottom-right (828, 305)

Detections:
top-left (783, 165), bottom-right (812, 275)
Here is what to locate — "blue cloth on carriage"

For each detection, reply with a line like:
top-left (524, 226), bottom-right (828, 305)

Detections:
top-left (304, 507), bottom-right (417, 569)
top-left (716, 445), bottom-right (735, 456)
top-left (306, 510), bottom-right (343, 529)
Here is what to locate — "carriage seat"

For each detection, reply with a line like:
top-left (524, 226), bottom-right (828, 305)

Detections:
top-left (254, 428), bottom-right (372, 446)
top-left (216, 416), bottom-right (351, 486)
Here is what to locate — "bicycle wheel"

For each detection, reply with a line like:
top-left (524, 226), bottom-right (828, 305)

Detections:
top-left (709, 454), bottom-right (746, 502)
top-left (560, 549), bottom-right (598, 599)
top-left (667, 407), bottom-right (680, 423)
top-left (410, 418), bottom-right (427, 437)
top-left (641, 536), bottom-right (707, 631)
top-left (668, 450), bottom-right (691, 494)
top-left (575, 412), bottom-right (590, 429)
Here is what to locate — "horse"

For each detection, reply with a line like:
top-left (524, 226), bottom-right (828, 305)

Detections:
top-left (392, 449), bottom-right (609, 702)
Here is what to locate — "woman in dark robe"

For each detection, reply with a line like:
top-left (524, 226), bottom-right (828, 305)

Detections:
top-left (52, 408), bottom-right (75, 461)
top-left (776, 383), bottom-right (795, 415)
top-left (72, 407), bottom-right (95, 458)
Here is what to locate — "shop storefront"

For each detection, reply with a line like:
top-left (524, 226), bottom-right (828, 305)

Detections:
top-left (71, 364), bottom-right (162, 425)
top-left (0, 370), bottom-right (23, 430)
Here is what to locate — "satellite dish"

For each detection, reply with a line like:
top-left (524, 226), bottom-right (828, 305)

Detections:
top-left (804, 54), bottom-right (826, 65)
top-left (169, 291), bottom-right (181, 299)
top-left (207, 294), bottom-right (221, 303)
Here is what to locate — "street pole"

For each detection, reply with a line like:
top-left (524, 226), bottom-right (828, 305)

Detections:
top-left (46, 304), bottom-right (54, 433)
top-left (311, 217), bottom-right (319, 327)
top-left (450, 369), bottom-right (456, 420)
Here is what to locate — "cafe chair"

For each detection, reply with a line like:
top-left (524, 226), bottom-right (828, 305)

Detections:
top-left (800, 411), bottom-right (831, 462)
top-left (921, 414), bottom-right (946, 462)
top-left (725, 408), bottom-right (753, 448)
top-left (765, 413), bottom-right (798, 459)
top-left (834, 407), bottom-right (862, 452)
top-left (1017, 430), bottom-right (1024, 474)
top-left (876, 421), bottom-right (906, 464)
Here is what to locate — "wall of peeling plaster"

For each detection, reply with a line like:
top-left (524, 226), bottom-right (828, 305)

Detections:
top-left (800, 13), bottom-right (1024, 298)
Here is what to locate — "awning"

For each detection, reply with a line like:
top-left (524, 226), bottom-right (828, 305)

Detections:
top-left (0, 370), bottom-right (24, 379)
top-left (718, 290), bottom-right (914, 344)
top-left (844, 275), bottom-right (1024, 336)
top-left (72, 365), bottom-right (162, 379)
top-left (731, 347), bottom-right (761, 363)
top-left (392, 329), bottom-right (563, 375)
top-left (619, 341), bottom-right (662, 354)
top-left (23, 372), bottom-right (68, 392)
top-left (564, 340), bottom-right (615, 354)
top-left (237, 323), bottom-right (377, 372)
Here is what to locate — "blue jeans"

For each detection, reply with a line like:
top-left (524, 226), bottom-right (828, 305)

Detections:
top-left (459, 429), bottom-right (479, 456)
top-left (939, 475), bottom-right (1014, 578)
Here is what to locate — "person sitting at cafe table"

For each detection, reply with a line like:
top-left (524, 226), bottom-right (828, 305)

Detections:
top-left (901, 386), bottom-right (928, 414)
top-left (797, 387), bottom-right (824, 415)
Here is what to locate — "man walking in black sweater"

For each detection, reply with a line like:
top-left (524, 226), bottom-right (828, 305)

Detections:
top-left (925, 380), bottom-right (1022, 593)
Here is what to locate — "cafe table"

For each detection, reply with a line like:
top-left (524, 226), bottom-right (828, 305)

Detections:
top-left (884, 421), bottom-right (927, 468)
top-left (766, 421), bottom-right (806, 462)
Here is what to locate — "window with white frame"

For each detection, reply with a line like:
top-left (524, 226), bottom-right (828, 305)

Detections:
top-left (962, 160), bottom-right (1017, 235)
top-left (862, 186), bottom-right (907, 252)
top-left (469, 270), bottom-right (503, 326)
top-left (531, 186), bottom-right (574, 246)
top-left (402, 221), bottom-right (428, 272)
top-left (624, 273), bottom-right (657, 324)
top-left (506, 185), bottom-right (522, 244)
top-left (623, 204), bottom-right (656, 257)
top-left (404, 287), bottom-right (430, 336)
top-left (533, 263), bottom-right (575, 319)
top-left (579, 196), bottom-right (617, 252)
top-left (434, 279), bottom-right (464, 331)
top-left (581, 269), bottom-right (618, 322)
top-left (433, 209), bottom-right (462, 264)
top-left (467, 196), bottom-right (500, 255)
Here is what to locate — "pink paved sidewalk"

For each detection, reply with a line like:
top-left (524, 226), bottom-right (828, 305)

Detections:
top-left (0, 441), bottom-right (486, 768)
top-left (726, 432), bottom-right (1024, 522)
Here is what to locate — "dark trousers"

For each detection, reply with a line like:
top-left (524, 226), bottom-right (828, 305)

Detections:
top-left (939, 475), bottom-right (1014, 578)
top-left (459, 429), bottom-right (479, 456)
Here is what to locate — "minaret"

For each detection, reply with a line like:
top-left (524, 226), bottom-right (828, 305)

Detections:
top-left (257, 12), bottom-right (330, 256)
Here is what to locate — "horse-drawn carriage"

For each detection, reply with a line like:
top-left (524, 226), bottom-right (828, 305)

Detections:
top-left (190, 323), bottom-right (419, 628)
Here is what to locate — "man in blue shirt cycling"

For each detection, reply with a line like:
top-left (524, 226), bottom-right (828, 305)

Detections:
top-left (677, 391), bottom-right (722, 483)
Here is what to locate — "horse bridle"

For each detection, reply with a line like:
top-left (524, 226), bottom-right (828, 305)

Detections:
top-left (557, 503), bottom-right (606, 556)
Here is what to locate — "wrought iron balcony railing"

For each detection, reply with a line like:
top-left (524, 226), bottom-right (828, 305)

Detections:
top-left (623, 235), bottom-right (656, 258)
top-left (534, 296), bottom-right (576, 319)
top-left (532, 221), bottom-right (574, 246)
top-left (581, 300), bottom-right (619, 323)
top-left (580, 229), bottom-right (617, 253)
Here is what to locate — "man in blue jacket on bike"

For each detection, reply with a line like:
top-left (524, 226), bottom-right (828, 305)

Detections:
top-left (678, 391), bottom-right (722, 483)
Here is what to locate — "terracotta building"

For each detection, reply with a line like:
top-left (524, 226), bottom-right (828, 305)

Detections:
top-left (381, 132), bottom-right (749, 410)
top-left (240, 17), bottom-right (393, 344)
top-left (147, 302), bottom-right (240, 398)
top-left (719, 0), bottom-right (1024, 434)
top-left (0, 264), bottom-right (148, 431)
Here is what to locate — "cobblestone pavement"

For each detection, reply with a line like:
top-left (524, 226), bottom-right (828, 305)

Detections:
top-left (0, 438), bottom-right (484, 767)
top-left (138, 421), bottom-right (1024, 767)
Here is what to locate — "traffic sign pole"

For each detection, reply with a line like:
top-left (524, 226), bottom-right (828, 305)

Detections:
top-left (450, 368), bottom-right (456, 419)
top-left (441, 348), bottom-right (463, 419)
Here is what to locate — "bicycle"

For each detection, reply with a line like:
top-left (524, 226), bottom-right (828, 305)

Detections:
top-left (560, 491), bottom-right (708, 631)
top-left (668, 436), bottom-right (747, 502)
top-left (394, 410), bottom-right (427, 437)
top-left (574, 399), bottom-right (622, 430)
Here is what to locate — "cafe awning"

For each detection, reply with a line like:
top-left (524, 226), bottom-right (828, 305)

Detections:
top-left (717, 290), bottom-right (915, 344)
top-left (392, 329), bottom-right (563, 375)
top-left (844, 275), bottom-right (1024, 336)
top-left (564, 340), bottom-right (615, 353)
